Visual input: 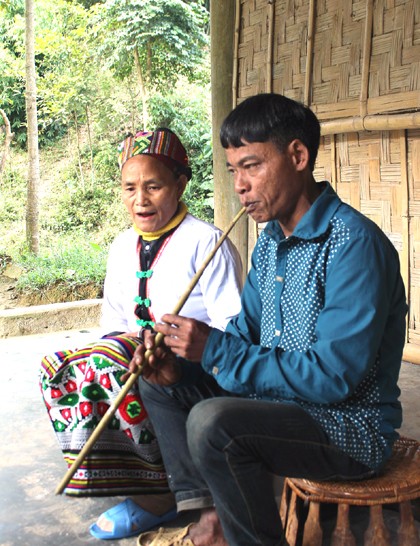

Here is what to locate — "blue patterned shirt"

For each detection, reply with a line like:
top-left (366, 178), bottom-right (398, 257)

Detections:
top-left (203, 182), bottom-right (407, 470)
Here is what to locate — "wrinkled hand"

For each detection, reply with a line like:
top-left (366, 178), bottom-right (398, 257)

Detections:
top-left (153, 314), bottom-right (211, 361)
top-left (122, 330), bottom-right (182, 386)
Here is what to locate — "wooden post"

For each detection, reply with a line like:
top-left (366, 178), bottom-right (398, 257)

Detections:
top-left (211, 0), bottom-right (248, 279)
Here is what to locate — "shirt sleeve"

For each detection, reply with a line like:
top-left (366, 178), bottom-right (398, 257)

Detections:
top-left (196, 234), bottom-right (244, 331)
top-left (202, 232), bottom-right (407, 404)
top-left (100, 243), bottom-right (130, 333)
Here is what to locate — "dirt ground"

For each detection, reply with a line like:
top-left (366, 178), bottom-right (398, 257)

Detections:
top-left (0, 276), bottom-right (22, 310)
top-left (0, 274), bottom-right (101, 310)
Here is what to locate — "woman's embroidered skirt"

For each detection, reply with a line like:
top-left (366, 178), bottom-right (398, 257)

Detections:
top-left (39, 335), bottom-right (168, 496)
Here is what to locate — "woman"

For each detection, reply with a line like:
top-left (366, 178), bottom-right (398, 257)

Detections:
top-left (39, 128), bottom-right (243, 540)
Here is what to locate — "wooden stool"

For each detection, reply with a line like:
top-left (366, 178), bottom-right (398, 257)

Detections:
top-left (279, 437), bottom-right (420, 546)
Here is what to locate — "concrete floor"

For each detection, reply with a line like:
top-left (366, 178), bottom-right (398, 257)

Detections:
top-left (0, 328), bottom-right (419, 546)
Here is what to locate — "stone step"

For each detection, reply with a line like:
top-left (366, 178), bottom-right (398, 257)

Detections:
top-left (0, 298), bottom-right (102, 338)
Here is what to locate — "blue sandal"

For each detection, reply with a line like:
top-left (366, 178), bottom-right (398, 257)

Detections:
top-left (89, 498), bottom-right (177, 540)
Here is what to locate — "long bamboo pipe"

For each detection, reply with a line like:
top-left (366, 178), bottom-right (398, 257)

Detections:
top-left (55, 206), bottom-right (246, 495)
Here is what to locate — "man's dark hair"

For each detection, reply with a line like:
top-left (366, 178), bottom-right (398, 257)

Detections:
top-left (220, 93), bottom-right (321, 171)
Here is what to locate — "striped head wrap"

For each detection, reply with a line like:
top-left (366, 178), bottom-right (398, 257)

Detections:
top-left (118, 128), bottom-right (192, 180)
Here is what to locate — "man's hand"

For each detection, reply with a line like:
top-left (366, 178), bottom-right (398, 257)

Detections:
top-left (122, 330), bottom-right (182, 386)
top-left (153, 314), bottom-right (211, 362)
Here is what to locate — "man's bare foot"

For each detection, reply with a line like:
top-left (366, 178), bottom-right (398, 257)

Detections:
top-left (138, 510), bottom-right (227, 546)
top-left (187, 508), bottom-right (228, 546)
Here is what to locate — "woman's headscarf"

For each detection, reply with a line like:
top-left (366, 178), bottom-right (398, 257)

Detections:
top-left (117, 128), bottom-right (192, 180)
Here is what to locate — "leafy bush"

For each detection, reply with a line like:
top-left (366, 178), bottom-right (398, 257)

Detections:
top-left (15, 241), bottom-right (107, 297)
top-left (149, 82), bottom-right (214, 222)
top-left (0, 166), bottom-right (26, 222)
top-left (51, 184), bottom-right (117, 232)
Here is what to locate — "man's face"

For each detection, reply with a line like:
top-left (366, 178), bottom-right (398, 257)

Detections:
top-left (225, 140), bottom-right (304, 226)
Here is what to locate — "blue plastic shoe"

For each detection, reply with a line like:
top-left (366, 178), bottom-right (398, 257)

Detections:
top-left (89, 498), bottom-right (178, 540)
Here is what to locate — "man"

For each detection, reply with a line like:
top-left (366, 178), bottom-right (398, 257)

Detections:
top-left (130, 93), bottom-right (407, 546)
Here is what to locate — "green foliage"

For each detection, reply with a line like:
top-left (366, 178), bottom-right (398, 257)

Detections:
top-left (92, 0), bottom-right (209, 87)
top-left (15, 241), bottom-right (107, 294)
top-left (51, 186), bottom-right (115, 232)
top-left (0, 0), bottom-right (214, 300)
top-left (46, 143), bottom-right (121, 233)
top-left (91, 141), bottom-right (120, 181)
top-left (0, 0), bottom-right (24, 15)
top-left (0, 0), bottom-right (209, 149)
top-left (149, 81), bottom-right (214, 222)
top-left (0, 166), bottom-right (26, 223)
top-left (0, 0), bottom-right (26, 145)
top-left (35, 0), bottom-right (102, 144)
top-left (73, 0), bottom-right (104, 8)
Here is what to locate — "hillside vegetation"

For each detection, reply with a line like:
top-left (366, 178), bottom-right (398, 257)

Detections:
top-left (0, 0), bottom-right (212, 306)
top-left (0, 82), bottom-right (214, 306)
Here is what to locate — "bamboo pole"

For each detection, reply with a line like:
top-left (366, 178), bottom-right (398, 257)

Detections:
top-left (232, 0), bottom-right (241, 108)
top-left (360, 0), bottom-right (373, 118)
top-left (399, 130), bottom-right (410, 345)
top-left (304, 0), bottom-right (316, 106)
top-left (266, 0), bottom-right (275, 93)
top-left (330, 133), bottom-right (337, 192)
top-left (320, 111), bottom-right (420, 136)
top-left (55, 207), bottom-right (247, 495)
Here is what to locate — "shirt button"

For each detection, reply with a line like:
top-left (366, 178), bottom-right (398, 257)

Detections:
top-left (276, 276), bottom-right (284, 282)
top-left (212, 366), bottom-right (219, 375)
top-left (275, 329), bottom-right (281, 337)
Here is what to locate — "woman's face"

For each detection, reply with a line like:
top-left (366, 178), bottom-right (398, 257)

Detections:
top-left (121, 155), bottom-right (187, 232)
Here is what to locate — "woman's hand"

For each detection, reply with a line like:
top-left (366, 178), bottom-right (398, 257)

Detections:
top-left (122, 330), bottom-right (182, 386)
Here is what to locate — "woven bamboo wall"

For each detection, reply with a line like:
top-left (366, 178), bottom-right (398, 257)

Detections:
top-left (235, 0), bottom-right (420, 363)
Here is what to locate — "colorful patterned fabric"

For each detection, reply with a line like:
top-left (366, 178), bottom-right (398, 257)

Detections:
top-left (39, 335), bottom-right (169, 496)
top-left (117, 129), bottom-right (192, 179)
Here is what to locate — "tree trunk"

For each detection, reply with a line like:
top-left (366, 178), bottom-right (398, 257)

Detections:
top-left (25, 0), bottom-right (40, 254)
top-left (133, 45), bottom-right (149, 130)
top-left (85, 105), bottom-right (94, 186)
top-left (0, 109), bottom-right (14, 180)
top-left (73, 111), bottom-right (85, 190)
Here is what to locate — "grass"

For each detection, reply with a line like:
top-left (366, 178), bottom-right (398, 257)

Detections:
top-left (15, 241), bottom-right (107, 295)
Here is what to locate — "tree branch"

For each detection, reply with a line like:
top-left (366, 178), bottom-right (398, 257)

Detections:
top-left (0, 109), bottom-right (15, 178)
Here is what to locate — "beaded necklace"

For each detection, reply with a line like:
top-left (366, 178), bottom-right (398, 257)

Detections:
top-left (133, 203), bottom-right (188, 330)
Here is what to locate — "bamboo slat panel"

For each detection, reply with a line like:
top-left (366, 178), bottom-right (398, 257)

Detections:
top-left (237, 0), bottom-right (274, 97)
top-left (315, 132), bottom-right (403, 249)
top-left (237, 0), bottom-right (420, 117)
top-left (315, 129), bottom-right (420, 357)
top-left (408, 129), bottom-right (420, 345)
top-left (237, 0), bottom-right (420, 360)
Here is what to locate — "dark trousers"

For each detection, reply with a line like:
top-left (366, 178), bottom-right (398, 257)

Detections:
top-left (138, 364), bottom-right (372, 546)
